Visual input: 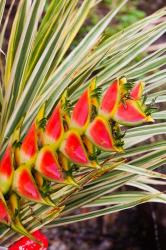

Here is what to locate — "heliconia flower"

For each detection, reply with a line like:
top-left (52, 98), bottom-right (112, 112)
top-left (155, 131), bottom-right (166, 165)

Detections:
top-left (113, 100), bottom-right (154, 126)
top-left (9, 230), bottom-right (48, 250)
top-left (15, 123), bottom-right (38, 165)
top-left (86, 116), bottom-right (122, 152)
top-left (0, 145), bottom-right (14, 194)
top-left (35, 146), bottom-right (64, 182)
top-left (0, 192), bottom-right (11, 225)
top-left (60, 130), bottom-right (91, 167)
top-left (13, 165), bottom-right (45, 204)
top-left (0, 76), bottom-right (155, 239)
top-left (41, 102), bottom-right (64, 147)
top-left (99, 79), bottom-right (120, 119)
top-left (130, 81), bottom-right (144, 100)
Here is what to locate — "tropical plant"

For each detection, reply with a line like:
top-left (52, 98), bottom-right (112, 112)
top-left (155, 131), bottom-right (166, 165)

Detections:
top-left (0, 0), bottom-right (166, 247)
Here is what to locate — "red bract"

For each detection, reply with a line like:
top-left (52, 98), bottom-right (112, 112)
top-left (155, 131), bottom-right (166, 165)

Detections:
top-left (70, 79), bottom-right (98, 133)
top-left (9, 230), bottom-right (48, 250)
top-left (13, 166), bottom-right (44, 204)
top-left (42, 102), bottom-right (64, 147)
top-left (86, 116), bottom-right (116, 151)
top-left (99, 79), bottom-right (120, 118)
top-left (60, 130), bottom-right (90, 166)
top-left (114, 100), bottom-right (153, 126)
top-left (130, 81), bottom-right (144, 100)
top-left (0, 192), bottom-right (11, 225)
top-left (71, 89), bottom-right (90, 132)
top-left (0, 145), bottom-right (14, 194)
top-left (16, 123), bottom-right (38, 165)
top-left (35, 146), bottom-right (64, 182)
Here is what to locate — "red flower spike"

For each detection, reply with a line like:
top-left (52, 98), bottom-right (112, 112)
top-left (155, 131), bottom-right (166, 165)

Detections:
top-left (60, 130), bottom-right (90, 166)
top-left (0, 192), bottom-right (11, 225)
top-left (0, 145), bottom-right (14, 194)
top-left (70, 89), bottom-right (90, 133)
top-left (17, 123), bottom-right (38, 165)
top-left (42, 102), bottom-right (64, 147)
top-left (13, 165), bottom-right (44, 203)
top-left (9, 230), bottom-right (48, 250)
top-left (99, 79), bottom-right (120, 119)
top-left (35, 146), bottom-right (64, 182)
top-left (114, 100), bottom-right (154, 126)
top-left (130, 81), bottom-right (144, 100)
top-left (86, 116), bottom-right (119, 152)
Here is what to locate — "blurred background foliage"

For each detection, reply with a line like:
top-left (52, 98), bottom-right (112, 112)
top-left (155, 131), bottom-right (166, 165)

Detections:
top-left (79, 0), bottom-right (146, 38)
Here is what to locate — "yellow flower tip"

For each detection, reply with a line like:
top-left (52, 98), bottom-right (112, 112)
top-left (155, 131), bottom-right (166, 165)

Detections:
top-left (146, 116), bottom-right (154, 122)
top-left (119, 77), bottom-right (127, 85)
top-left (115, 147), bottom-right (125, 153)
top-left (90, 161), bottom-right (101, 169)
top-left (140, 80), bottom-right (145, 87)
top-left (36, 103), bottom-right (46, 124)
top-left (65, 176), bottom-right (79, 187)
top-left (60, 90), bottom-right (68, 106)
top-left (92, 98), bottom-right (99, 108)
top-left (89, 78), bottom-right (97, 91)
top-left (139, 81), bottom-right (145, 93)
top-left (43, 197), bottom-right (56, 207)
